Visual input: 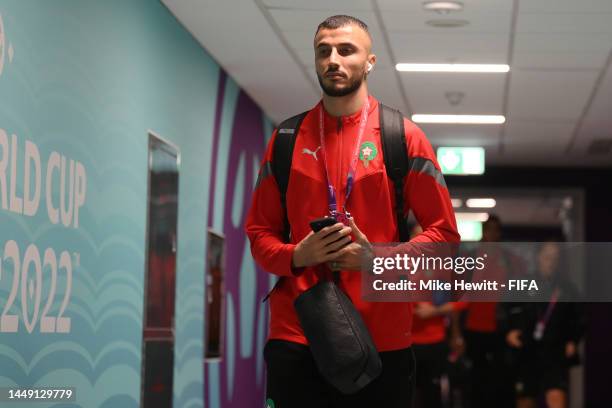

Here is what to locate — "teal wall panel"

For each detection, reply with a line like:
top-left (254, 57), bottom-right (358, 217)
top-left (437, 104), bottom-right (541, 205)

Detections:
top-left (0, 1), bottom-right (271, 407)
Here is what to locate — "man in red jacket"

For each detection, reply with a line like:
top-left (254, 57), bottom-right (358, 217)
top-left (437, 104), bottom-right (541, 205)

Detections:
top-left (246, 15), bottom-right (459, 408)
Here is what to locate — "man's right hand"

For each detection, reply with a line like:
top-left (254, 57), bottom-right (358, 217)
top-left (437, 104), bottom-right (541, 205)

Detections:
top-left (292, 223), bottom-right (352, 268)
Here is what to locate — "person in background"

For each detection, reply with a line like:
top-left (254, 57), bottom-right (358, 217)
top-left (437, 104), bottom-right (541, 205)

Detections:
top-left (506, 241), bottom-right (584, 408)
top-left (463, 214), bottom-right (517, 408)
top-left (410, 224), bottom-right (467, 408)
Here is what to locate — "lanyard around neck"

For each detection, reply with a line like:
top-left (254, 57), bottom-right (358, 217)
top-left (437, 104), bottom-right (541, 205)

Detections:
top-left (318, 98), bottom-right (370, 214)
top-left (539, 287), bottom-right (560, 326)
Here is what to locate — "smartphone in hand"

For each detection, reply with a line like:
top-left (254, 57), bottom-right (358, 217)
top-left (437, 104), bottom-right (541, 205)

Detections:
top-left (309, 216), bottom-right (351, 249)
top-left (309, 216), bottom-right (337, 233)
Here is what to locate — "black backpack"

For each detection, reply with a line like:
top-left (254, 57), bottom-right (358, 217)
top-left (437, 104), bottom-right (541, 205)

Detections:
top-left (272, 102), bottom-right (411, 242)
top-left (260, 103), bottom-right (412, 307)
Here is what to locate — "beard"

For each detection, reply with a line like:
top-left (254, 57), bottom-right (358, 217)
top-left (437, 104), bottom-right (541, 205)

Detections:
top-left (317, 68), bottom-right (367, 97)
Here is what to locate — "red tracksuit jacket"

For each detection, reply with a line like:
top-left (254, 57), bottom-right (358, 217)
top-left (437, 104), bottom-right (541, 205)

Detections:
top-left (412, 302), bottom-right (468, 345)
top-left (246, 95), bottom-right (460, 351)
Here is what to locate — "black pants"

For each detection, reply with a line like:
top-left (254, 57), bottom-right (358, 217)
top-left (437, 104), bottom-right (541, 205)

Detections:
top-left (264, 339), bottom-right (415, 408)
top-left (515, 346), bottom-right (570, 398)
top-left (412, 342), bottom-right (448, 408)
top-left (465, 331), bottom-right (515, 408)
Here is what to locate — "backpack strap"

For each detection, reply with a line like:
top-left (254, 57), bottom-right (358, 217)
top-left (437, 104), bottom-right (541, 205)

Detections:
top-left (379, 103), bottom-right (411, 242)
top-left (272, 111), bottom-right (308, 243)
top-left (262, 111), bottom-right (307, 303)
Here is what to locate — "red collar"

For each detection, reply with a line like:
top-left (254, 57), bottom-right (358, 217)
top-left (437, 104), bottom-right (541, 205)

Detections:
top-left (318, 95), bottom-right (378, 126)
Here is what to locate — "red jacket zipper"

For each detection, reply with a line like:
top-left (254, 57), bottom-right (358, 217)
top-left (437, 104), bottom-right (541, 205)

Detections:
top-left (337, 117), bottom-right (343, 211)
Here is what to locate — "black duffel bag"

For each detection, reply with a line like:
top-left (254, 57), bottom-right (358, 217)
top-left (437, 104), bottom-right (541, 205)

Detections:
top-left (294, 278), bottom-right (382, 394)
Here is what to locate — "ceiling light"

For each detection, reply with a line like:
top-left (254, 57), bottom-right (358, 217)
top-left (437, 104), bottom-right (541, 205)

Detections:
top-left (412, 114), bottom-right (505, 124)
top-left (426, 19), bottom-right (469, 28)
top-left (396, 63), bottom-right (510, 73)
top-left (423, 1), bottom-right (464, 13)
top-left (451, 198), bottom-right (463, 208)
top-left (466, 198), bottom-right (496, 208)
top-left (455, 212), bottom-right (489, 222)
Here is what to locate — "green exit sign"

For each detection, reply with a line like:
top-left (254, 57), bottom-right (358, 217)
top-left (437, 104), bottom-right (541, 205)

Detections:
top-left (437, 147), bottom-right (485, 175)
top-left (457, 220), bottom-right (483, 241)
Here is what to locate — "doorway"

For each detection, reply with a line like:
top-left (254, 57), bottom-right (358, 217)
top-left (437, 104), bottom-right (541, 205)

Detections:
top-left (140, 132), bottom-right (180, 408)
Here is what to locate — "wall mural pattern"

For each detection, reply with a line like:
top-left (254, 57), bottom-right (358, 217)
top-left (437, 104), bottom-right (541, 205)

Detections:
top-left (204, 70), bottom-right (275, 408)
top-left (0, 1), bottom-right (274, 407)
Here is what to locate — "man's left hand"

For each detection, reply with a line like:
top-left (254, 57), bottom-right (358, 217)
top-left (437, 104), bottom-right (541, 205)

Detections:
top-left (327, 218), bottom-right (372, 271)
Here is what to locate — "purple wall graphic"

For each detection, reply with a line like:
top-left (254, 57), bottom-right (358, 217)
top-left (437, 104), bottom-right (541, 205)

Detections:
top-left (205, 69), bottom-right (271, 407)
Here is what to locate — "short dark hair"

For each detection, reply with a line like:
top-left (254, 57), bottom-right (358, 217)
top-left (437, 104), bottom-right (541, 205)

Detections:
top-left (315, 15), bottom-right (370, 38)
top-left (484, 213), bottom-right (501, 227)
